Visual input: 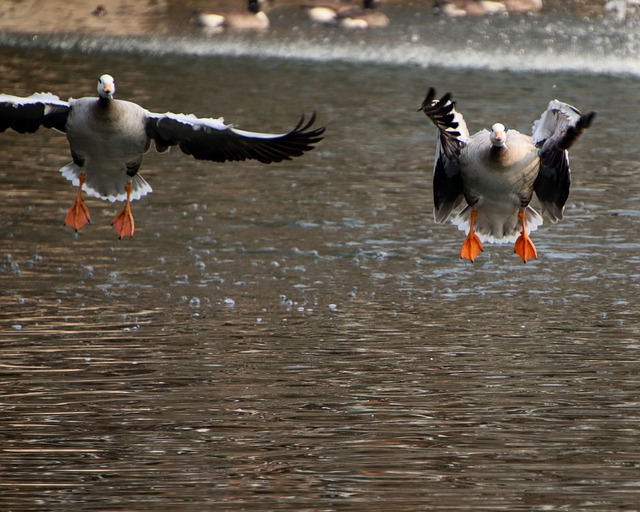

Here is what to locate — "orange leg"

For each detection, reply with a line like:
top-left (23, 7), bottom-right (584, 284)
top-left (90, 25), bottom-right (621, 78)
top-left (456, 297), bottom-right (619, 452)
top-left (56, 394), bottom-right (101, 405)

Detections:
top-left (64, 173), bottom-right (91, 231)
top-left (514, 210), bottom-right (538, 263)
top-left (112, 182), bottom-right (135, 239)
top-left (460, 210), bottom-right (483, 262)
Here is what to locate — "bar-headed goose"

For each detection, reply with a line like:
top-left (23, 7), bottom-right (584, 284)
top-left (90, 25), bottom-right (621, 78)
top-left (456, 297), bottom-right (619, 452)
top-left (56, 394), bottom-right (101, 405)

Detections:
top-left (0, 74), bottom-right (325, 238)
top-left (193, 0), bottom-right (269, 32)
top-left (337, 0), bottom-right (389, 28)
top-left (419, 87), bottom-right (594, 263)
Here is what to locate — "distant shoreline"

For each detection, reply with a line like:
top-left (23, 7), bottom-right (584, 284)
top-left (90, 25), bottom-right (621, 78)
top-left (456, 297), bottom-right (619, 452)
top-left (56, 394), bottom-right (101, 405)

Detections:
top-left (0, 0), bottom-right (615, 38)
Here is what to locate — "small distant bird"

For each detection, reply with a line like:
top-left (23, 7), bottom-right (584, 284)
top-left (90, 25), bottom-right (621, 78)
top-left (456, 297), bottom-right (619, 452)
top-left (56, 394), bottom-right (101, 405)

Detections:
top-left (435, 0), bottom-right (542, 16)
top-left (193, 0), bottom-right (270, 31)
top-left (604, 0), bottom-right (640, 20)
top-left (303, 0), bottom-right (352, 25)
top-left (337, 0), bottom-right (389, 28)
top-left (434, 0), bottom-right (507, 17)
top-left (503, 0), bottom-right (542, 14)
top-left (91, 5), bottom-right (107, 16)
top-left (419, 88), bottom-right (594, 263)
top-left (0, 74), bottom-right (325, 238)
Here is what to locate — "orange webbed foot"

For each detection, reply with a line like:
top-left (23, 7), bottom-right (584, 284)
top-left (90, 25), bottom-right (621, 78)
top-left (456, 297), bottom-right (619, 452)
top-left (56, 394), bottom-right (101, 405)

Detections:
top-left (64, 198), bottom-right (91, 231)
top-left (460, 210), bottom-right (483, 262)
top-left (112, 207), bottom-right (135, 239)
top-left (112, 182), bottom-right (135, 239)
top-left (514, 211), bottom-right (538, 263)
top-left (460, 232), bottom-right (483, 262)
top-left (64, 173), bottom-right (91, 231)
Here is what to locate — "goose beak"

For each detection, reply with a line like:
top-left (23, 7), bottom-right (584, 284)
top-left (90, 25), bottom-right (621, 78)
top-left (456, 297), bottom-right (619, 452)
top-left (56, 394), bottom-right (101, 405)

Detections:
top-left (102, 83), bottom-right (114, 97)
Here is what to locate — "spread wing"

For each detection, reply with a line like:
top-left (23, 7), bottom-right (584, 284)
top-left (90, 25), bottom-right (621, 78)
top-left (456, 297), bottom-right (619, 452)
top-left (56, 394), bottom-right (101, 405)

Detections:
top-left (0, 92), bottom-right (70, 134)
top-left (145, 112), bottom-right (325, 164)
top-left (418, 87), bottom-right (469, 223)
top-left (532, 100), bottom-right (595, 222)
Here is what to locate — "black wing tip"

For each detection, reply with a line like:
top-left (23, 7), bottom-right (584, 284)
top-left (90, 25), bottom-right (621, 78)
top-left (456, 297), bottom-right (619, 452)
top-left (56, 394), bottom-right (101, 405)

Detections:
top-left (418, 87), bottom-right (437, 112)
top-left (419, 87), bottom-right (455, 119)
top-left (289, 111), bottom-right (326, 142)
top-left (251, 112), bottom-right (325, 163)
top-left (581, 111), bottom-right (596, 130)
top-left (558, 109), bottom-right (596, 150)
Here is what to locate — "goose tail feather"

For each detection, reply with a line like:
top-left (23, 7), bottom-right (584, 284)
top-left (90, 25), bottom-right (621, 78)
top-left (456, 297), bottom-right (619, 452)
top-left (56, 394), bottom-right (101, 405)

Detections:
top-left (453, 205), bottom-right (543, 244)
top-left (59, 162), bottom-right (152, 203)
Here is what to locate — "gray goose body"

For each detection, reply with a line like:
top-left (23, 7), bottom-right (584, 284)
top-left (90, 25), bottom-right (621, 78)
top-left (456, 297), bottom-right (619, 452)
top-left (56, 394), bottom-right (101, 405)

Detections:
top-left (64, 97), bottom-right (151, 202)
top-left (419, 87), bottom-right (595, 262)
top-left (0, 74), bottom-right (324, 237)
top-left (456, 128), bottom-right (541, 242)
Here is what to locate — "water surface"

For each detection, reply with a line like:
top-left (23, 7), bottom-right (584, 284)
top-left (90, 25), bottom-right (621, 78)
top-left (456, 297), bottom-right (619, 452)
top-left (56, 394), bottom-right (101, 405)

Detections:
top-left (1, 8), bottom-right (640, 510)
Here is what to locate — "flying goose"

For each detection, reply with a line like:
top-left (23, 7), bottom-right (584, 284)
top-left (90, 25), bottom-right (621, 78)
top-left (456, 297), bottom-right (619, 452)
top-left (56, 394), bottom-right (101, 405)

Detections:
top-left (419, 87), bottom-right (594, 262)
top-left (0, 74), bottom-right (325, 238)
top-left (337, 0), bottom-right (389, 28)
top-left (193, 0), bottom-right (270, 31)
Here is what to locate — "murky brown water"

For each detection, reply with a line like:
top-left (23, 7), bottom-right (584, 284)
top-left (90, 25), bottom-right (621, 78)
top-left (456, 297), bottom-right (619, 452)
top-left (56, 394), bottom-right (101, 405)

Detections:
top-left (1, 8), bottom-right (640, 510)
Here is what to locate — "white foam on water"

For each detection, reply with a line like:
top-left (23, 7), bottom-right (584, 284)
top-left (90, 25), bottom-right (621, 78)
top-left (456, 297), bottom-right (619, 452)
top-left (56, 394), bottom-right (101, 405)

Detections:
top-left (1, 12), bottom-right (639, 76)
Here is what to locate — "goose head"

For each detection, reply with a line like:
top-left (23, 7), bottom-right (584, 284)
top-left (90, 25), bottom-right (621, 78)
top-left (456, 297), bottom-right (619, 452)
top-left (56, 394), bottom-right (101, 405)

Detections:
top-left (490, 122), bottom-right (507, 147)
top-left (97, 74), bottom-right (115, 99)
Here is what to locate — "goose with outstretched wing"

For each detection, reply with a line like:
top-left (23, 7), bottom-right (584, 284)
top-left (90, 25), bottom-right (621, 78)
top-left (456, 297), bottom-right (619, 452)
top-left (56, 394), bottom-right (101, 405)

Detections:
top-left (419, 87), bottom-right (594, 262)
top-left (0, 74), bottom-right (325, 238)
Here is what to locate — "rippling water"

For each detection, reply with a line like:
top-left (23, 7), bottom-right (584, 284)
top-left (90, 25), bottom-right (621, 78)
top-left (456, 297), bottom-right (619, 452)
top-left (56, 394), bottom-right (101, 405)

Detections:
top-left (1, 7), bottom-right (640, 510)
